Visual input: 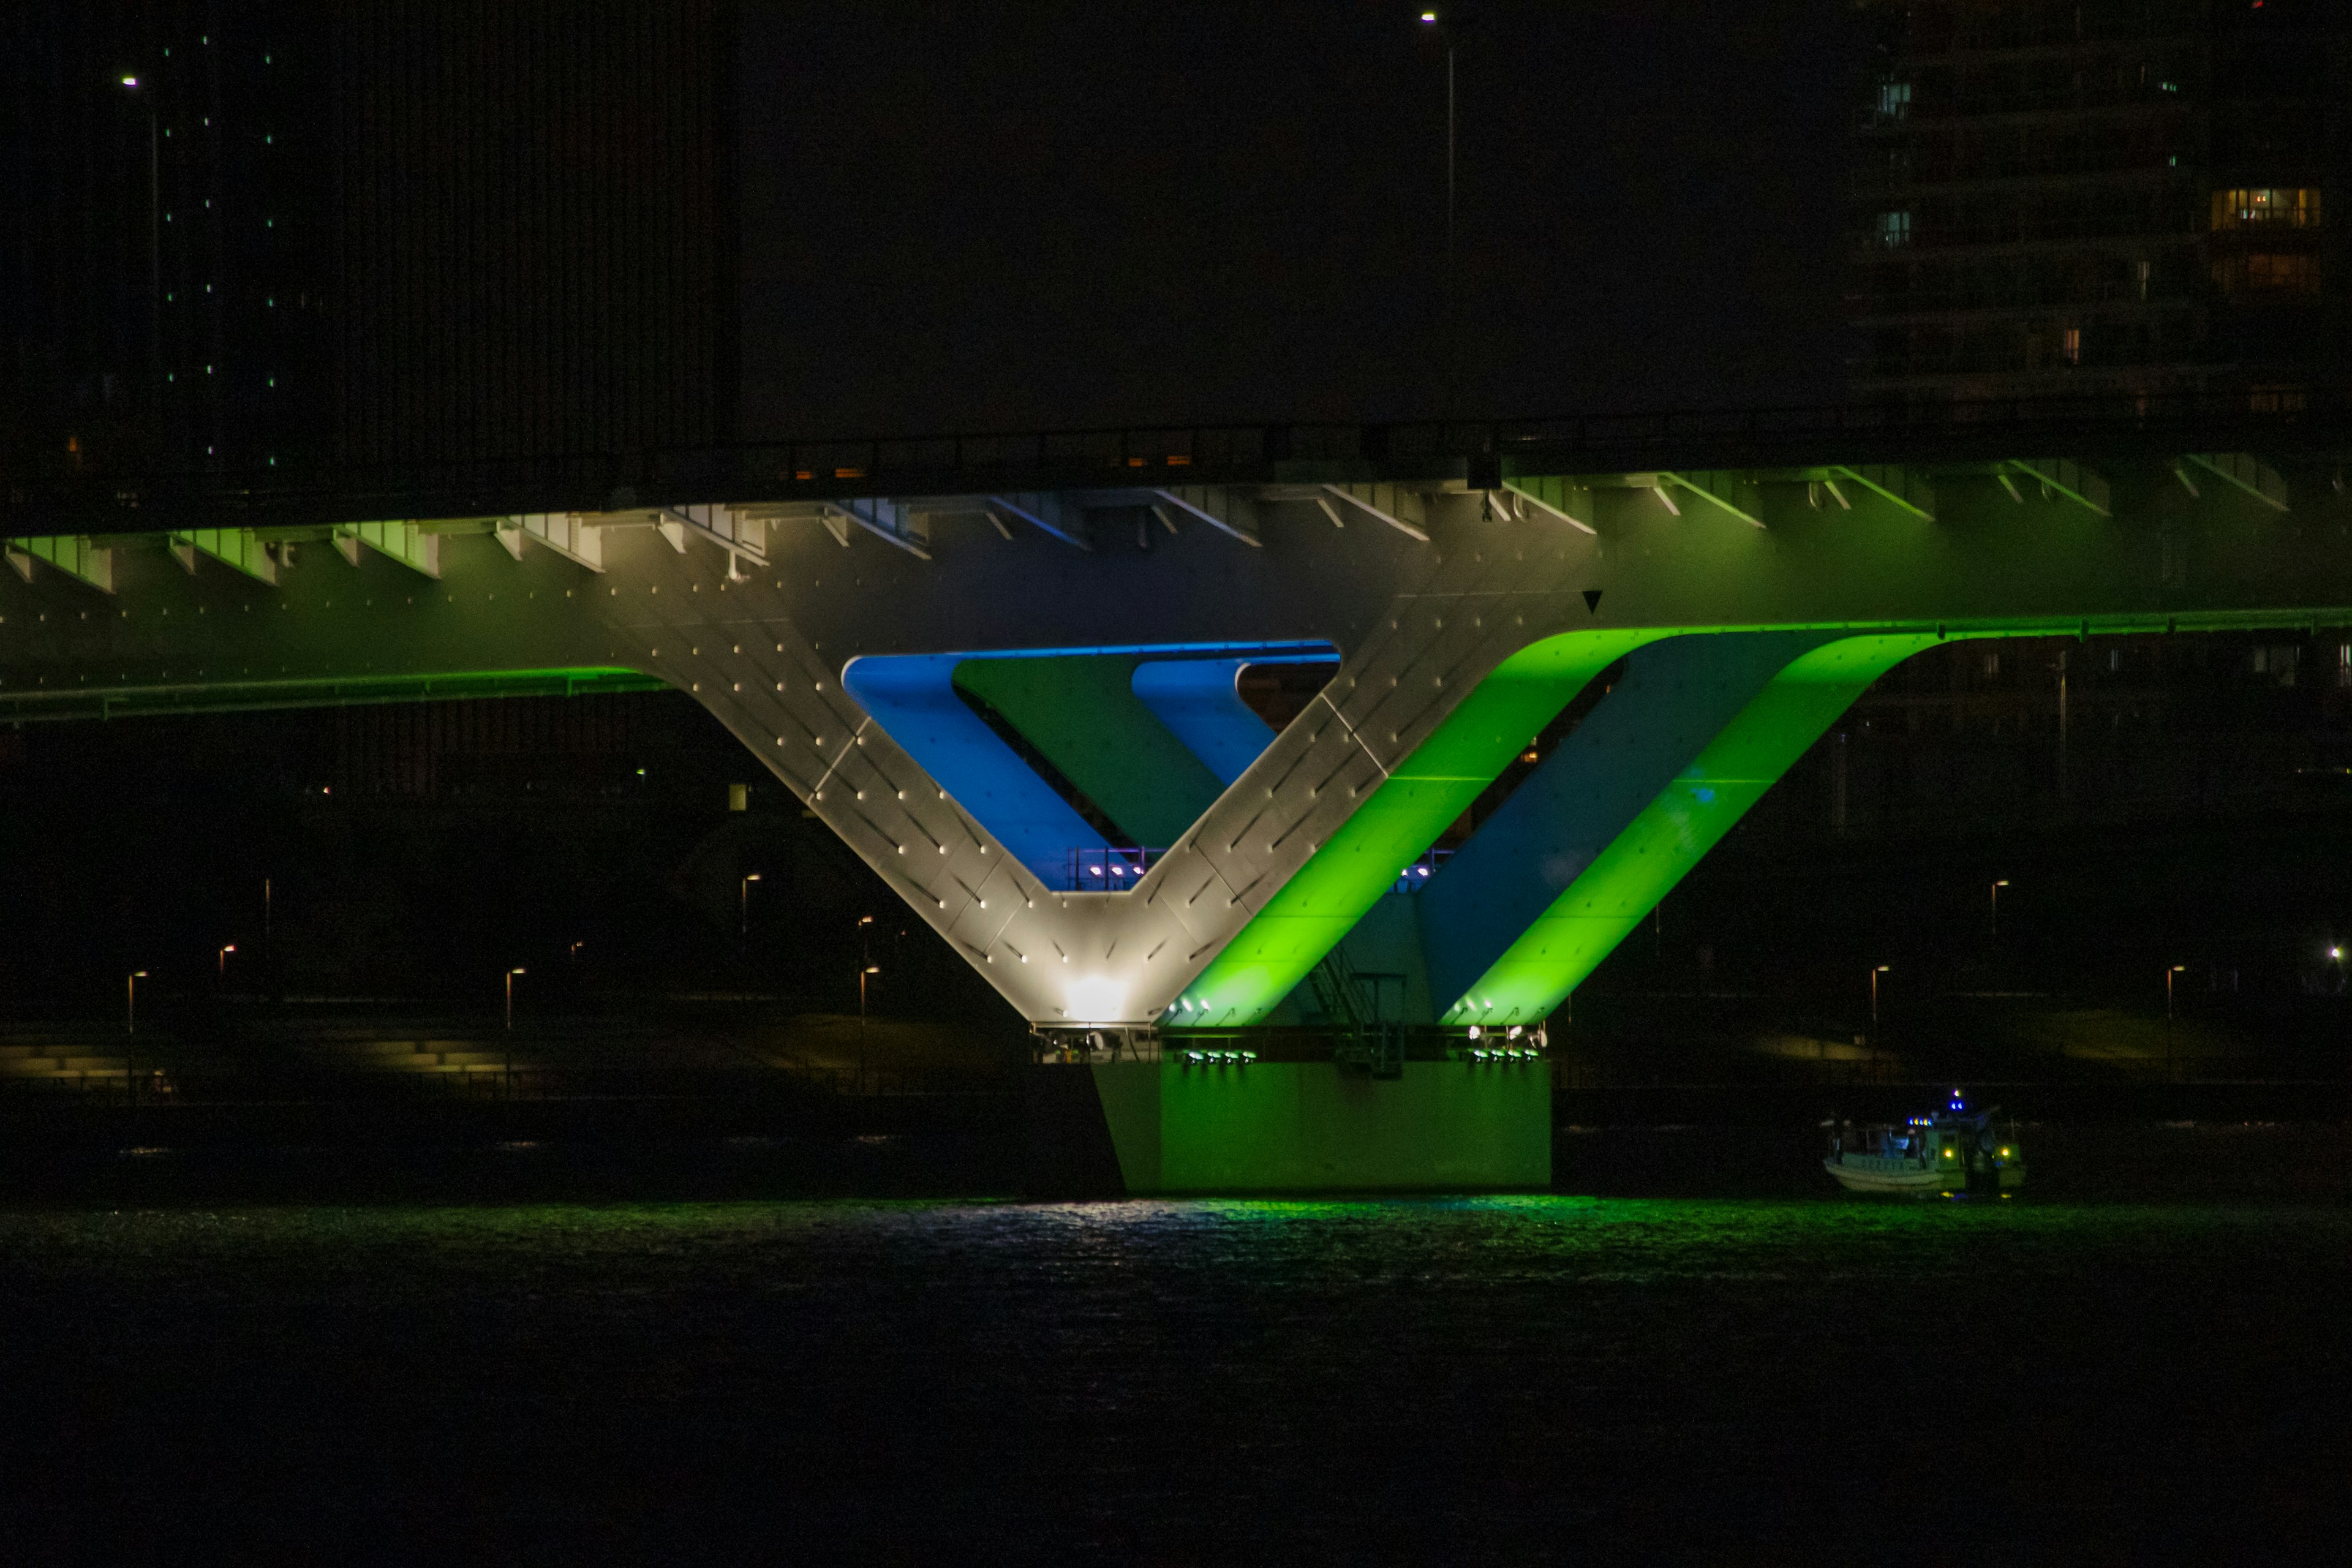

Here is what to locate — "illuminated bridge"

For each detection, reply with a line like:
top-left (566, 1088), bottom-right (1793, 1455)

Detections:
top-left (7, 394), bottom-right (2350, 1191)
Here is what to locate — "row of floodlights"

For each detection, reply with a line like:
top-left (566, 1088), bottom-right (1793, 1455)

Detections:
top-left (1183, 1049), bottom-right (1257, 1065)
top-left (1468, 1047), bottom-right (1542, 1062)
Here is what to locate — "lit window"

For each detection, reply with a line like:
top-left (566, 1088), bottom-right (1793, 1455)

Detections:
top-left (1876, 210), bottom-right (1912, 248)
top-left (2211, 188), bottom-right (2323, 230)
top-left (1875, 80), bottom-right (1912, 119)
top-left (2061, 326), bottom-right (2081, 364)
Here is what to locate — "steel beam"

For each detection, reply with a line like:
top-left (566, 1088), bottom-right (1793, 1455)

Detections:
top-left (1500, 477), bottom-right (1597, 533)
top-left (824, 499), bottom-right (930, 559)
top-left (1418, 630), bottom-right (1847, 1016)
top-left (1151, 486), bottom-right (1260, 547)
top-left (2182, 452), bottom-right (2290, 512)
top-left (160, 529), bottom-right (276, 584)
top-left (1661, 470), bottom-right (1766, 529)
top-left (2007, 458), bottom-right (2111, 517)
top-left (499, 513), bottom-right (607, 571)
top-left (1828, 464), bottom-right (1937, 522)
top-left (1447, 633), bottom-right (1944, 1025)
top-left (988, 492), bottom-right (1093, 551)
top-left (839, 652), bottom-right (1108, 883)
top-left (1319, 483), bottom-right (1430, 541)
top-left (333, 522), bottom-right (440, 578)
top-left (1170, 628), bottom-right (1665, 1027)
top-left (1131, 658), bottom-right (1275, 787)
top-left (953, 654), bottom-right (1230, 850)
top-left (7, 535), bottom-right (116, 592)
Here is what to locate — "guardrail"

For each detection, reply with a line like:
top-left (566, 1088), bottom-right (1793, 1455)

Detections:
top-left (12, 388), bottom-right (2348, 536)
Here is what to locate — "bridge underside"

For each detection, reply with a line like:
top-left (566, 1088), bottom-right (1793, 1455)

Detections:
top-left (6, 433), bottom-right (2348, 1188)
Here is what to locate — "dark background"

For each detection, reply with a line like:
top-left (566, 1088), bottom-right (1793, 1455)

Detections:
top-left (737, 0), bottom-right (1858, 437)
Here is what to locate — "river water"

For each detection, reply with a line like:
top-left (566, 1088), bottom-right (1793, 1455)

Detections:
top-left (2, 1176), bottom-right (2346, 1561)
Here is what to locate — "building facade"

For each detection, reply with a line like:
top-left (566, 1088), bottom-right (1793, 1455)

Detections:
top-left (1, 2), bottom-right (739, 491)
top-left (1850, 0), bottom-right (2348, 404)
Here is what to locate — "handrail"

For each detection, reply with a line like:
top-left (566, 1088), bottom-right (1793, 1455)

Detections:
top-left (10, 387), bottom-right (2348, 534)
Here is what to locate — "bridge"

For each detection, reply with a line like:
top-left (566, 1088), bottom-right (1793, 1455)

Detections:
top-left (6, 391), bottom-right (2350, 1192)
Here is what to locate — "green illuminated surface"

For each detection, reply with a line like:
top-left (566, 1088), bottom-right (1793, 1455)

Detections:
top-left (1447, 633), bottom-right (1941, 1023)
top-left (1092, 1060), bottom-right (1550, 1193)
top-left (1175, 629), bottom-right (1664, 1026)
top-left (952, 654), bottom-right (1226, 846)
top-left (173, 529), bottom-right (277, 584)
top-left (0, 668), bottom-right (665, 725)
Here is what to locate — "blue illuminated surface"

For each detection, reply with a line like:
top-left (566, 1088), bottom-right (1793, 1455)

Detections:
top-left (1132, 647), bottom-right (1336, 786)
top-left (840, 653), bottom-right (1107, 880)
top-left (846, 642), bottom-right (1335, 877)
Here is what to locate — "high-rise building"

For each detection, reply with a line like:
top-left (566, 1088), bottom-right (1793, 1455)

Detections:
top-left (1849, 0), bottom-right (2348, 405)
top-left (1, 2), bottom-right (739, 491)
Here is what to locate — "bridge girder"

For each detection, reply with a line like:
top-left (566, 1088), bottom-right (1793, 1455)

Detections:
top-left (4, 437), bottom-right (2352, 1028)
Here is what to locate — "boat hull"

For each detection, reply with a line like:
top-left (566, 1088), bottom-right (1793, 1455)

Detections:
top-left (1823, 1157), bottom-right (2026, 1196)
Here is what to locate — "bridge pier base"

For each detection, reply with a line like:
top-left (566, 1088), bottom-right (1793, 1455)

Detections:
top-left (1024, 1058), bottom-right (1551, 1197)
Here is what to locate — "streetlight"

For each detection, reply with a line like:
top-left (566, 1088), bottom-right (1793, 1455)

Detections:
top-left (1870, 965), bottom-right (1891, 1028)
top-left (1417, 7), bottom-right (1472, 296)
top-left (859, 964), bottom-right (882, 1092)
top-left (120, 74), bottom-right (160, 399)
top-left (1989, 880), bottom-right (2010, 938)
top-left (126, 970), bottom-right (148, 1035)
top-left (505, 967), bottom-right (525, 1032)
top-left (217, 943), bottom-right (235, 978)
top-left (739, 873), bottom-right (762, 935)
top-left (2165, 964), bottom-right (2188, 1081)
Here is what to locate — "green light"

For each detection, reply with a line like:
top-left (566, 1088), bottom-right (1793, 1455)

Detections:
top-left (1175, 628), bottom-right (1663, 1025)
top-left (953, 654), bottom-right (1224, 847)
top-left (1444, 634), bottom-right (1939, 1023)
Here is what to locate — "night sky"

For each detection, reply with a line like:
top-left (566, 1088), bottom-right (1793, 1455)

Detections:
top-left (739, 1), bottom-right (1858, 440)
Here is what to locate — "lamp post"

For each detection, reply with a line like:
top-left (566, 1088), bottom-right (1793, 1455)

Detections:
top-left (739, 873), bottom-right (761, 936)
top-left (217, 943), bottom-right (235, 978)
top-left (504, 967), bottom-right (526, 1095)
top-left (859, 964), bottom-right (881, 1092)
top-left (1870, 965), bottom-right (1890, 1028)
top-left (1989, 880), bottom-right (2009, 938)
top-left (126, 970), bottom-right (148, 1035)
top-left (120, 75), bottom-right (160, 400)
top-left (1418, 5), bottom-right (1476, 393)
top-left (2165, 963), bottom-right (2187, 1080)
top-left (1417, 9), bottom-right (1475, 287)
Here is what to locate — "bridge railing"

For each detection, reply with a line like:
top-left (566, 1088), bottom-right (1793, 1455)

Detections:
top-left (1058, 845), bottom-right (1452, 894)
top-left (11, 387), bottom-right (2347, 535)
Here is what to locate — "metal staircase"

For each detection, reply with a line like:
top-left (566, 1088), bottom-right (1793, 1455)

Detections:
top-left (1313, 947), bottom-right (1404, 1079)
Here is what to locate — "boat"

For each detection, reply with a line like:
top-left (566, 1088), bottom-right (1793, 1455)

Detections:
top-left (1823, 1091), bottom-right (2026, 1196)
